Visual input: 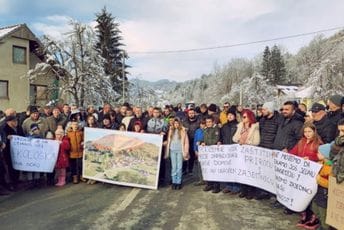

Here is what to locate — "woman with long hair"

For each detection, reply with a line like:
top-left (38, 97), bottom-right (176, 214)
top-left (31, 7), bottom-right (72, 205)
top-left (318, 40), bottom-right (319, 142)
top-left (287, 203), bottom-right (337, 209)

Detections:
top-left (233, 109), bottom-right (260, 199)
top-left (165, 118), bottom-right (190, 190)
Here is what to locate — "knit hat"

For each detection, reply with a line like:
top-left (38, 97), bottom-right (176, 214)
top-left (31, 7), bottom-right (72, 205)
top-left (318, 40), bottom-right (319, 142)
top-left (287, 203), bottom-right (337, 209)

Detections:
top-left (208, 104), bottom-right (217, 113)
top-left (227, 109), bottom-right (236, 117)
top-left (30, 123), bottom-right (39, 132)
top-left (329, 95), bottom-right (343, 107)
top-left (262, 101), bottom-right (276, 113)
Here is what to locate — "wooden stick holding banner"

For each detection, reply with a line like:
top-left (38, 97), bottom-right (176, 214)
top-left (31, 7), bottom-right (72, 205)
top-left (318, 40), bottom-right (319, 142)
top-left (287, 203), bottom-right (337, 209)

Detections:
top-left (10, 135), bottom-right (59, 173)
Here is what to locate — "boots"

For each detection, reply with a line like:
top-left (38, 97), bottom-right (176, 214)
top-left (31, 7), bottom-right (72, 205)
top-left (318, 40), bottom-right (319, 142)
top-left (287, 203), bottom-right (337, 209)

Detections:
top-left (72, 175), bottom-right (79, 184)
top-left (296, 211), bottom-right (307, 227)
top-left (304, 214), bottom-right (320, 230)
top-left (55, 169), bottom-right (66, 187)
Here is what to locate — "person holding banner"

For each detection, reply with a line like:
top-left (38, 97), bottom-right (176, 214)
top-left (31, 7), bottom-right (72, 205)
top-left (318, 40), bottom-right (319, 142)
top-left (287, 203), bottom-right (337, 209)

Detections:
top-left (165, 118), bottom-right (189, 190)
top-left (289, 122), bottom-right (323, 228)
top-left (202, 115), bottom-right (221, 193)
top-left (220, 109), bottom-right (240, 194)
top-left (54, 128), bottom-right (70, 187)
top-left (233, 109), bottom-right (260, 200)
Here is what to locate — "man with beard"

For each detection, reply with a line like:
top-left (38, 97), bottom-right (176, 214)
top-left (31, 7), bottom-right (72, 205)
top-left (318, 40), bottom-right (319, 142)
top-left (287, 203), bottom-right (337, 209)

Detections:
top-left (311, 102), bottom-right (337, 143)
top-left (182, 108), bottom-right (200, 175)
top-left (256, 101), bottom-right (282, 200)
top-left (273, 101), bottom-right (304, 214)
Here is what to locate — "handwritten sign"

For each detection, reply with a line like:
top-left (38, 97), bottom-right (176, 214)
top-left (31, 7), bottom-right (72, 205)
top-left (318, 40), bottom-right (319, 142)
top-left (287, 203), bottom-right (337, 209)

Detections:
top-left (199, 144), bottom-right (322, 212)
top-left (326, 176), bottom-right (344, 230)
top-left (10, 135), bottom-right (59, 172)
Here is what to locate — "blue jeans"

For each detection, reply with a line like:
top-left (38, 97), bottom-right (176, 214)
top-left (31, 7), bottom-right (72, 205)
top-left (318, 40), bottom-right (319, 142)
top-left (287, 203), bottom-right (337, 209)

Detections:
top-left (170, 150), bottom-right (183, 184)
top-left (225, 182), bottom-right (240, 193)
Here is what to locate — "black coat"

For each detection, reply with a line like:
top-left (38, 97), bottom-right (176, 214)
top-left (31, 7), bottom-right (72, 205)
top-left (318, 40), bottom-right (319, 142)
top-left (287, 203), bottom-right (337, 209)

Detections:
top-left (183, 117), bottom-right (200, 140)
top-left (220, 120), bottom-right (238, 144)
top-left (313, 115), bottom-right (337, 143)
top-left (273, 113), bottom-right (304, 151)
top-left (328, 110), bottom-right (343, 127)
top-left (259, 111), bottom-right (282, 149)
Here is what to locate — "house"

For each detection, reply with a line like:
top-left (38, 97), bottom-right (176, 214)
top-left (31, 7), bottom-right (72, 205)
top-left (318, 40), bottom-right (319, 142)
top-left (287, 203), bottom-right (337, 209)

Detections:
top-left (0, 24), bottom-right (56, 112)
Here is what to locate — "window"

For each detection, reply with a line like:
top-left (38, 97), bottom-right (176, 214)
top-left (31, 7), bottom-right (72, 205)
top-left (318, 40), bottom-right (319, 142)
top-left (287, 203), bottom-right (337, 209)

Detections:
top-left (13, 46), bottom-right (27, 64)
top-left (30, 84), bottom-right (48, 104)
top-left (0, 81), bottom-right (9, 99)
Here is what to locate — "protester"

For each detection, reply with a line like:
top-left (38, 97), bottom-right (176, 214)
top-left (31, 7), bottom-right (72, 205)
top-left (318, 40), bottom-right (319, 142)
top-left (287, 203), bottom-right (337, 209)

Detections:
top-left (202, 115), bottom-right (221, 193)
top-left (67, 121), bottom-right (84, 184)
top-left (165, 118), bottom-right (189, 190)
top-left (86, 114), bottom-right (99, 128)
top-left (310, 102), bottom-right (337, 143)
top-left (54, 128), bottom-right (70, 187)
top-left (289, 122), bottom-right (322, 227)
top-left (219, 102), bottom-right (230, 125)
top-left (220, 109), bottom-right (240, 194)
top-left (233, 109), bottom-right (260, 200)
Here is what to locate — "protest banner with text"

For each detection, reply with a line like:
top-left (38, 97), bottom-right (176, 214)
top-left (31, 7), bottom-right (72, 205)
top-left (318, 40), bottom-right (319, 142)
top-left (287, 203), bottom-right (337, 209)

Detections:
top-left (198, 144), bottom-right (322, 212)
top-left (10, 135), bottom-right (59, 173)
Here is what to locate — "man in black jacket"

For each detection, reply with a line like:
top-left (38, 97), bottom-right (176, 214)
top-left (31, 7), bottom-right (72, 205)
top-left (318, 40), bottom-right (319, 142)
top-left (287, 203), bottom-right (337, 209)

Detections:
top-left (273, 101), bottom-right (304, 152)
top-left (327, 95), bottom-right (343, 129)
top-left (256, 101), bottom-right (282, 200)
top-left (182, 108), bottom-right (200, 175)
top-left (311, 102), bottom-right (336, 143)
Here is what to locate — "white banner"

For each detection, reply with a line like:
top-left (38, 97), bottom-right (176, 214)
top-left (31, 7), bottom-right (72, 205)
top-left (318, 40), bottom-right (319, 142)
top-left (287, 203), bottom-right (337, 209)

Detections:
top-left (10, 135), bottom-right (59, 173)
top-left (199, 144), bottom-right (322, 212)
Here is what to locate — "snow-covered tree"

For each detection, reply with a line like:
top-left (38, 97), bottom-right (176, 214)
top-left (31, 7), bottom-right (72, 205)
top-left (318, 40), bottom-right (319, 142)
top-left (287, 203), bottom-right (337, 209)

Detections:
top-left (27, 20), bottom-right (119, 107)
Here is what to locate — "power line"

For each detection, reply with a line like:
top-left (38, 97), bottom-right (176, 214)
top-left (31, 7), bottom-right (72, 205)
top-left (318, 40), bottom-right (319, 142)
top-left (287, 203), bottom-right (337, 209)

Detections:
top-left (128, 26), bottom-right (344, 55)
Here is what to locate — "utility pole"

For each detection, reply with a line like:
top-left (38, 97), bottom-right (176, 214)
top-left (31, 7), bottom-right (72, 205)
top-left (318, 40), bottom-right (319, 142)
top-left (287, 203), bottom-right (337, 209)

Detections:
top-left (122, 51), bottom-right (125, 104)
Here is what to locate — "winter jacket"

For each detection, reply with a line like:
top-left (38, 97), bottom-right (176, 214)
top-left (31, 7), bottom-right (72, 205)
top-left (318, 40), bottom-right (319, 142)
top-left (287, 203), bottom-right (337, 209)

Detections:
top-left (46, 115), bottom-right (67, 133)
top-left (328, 109), bottom-right (343, 128)
top-left (313, 115), bottom-right (337, 143)
top-left (121, 116), bottom-right (134, 131)
top-left (146, 117), bottom-right (168, 134)
top-left (220, 120), bottom-right (238, 144)
top-left (330, 135), bottom-right (344, 183)
top-left (165, 127), bottom-right (189, 160)
top-left (314, 160), bottom-right (332, 208)
top-left (67, 130), bottom-right (83, 159)
top-left (289, 137), bottom-right (321, 162)
top-left (273, 113), bottom-right (304, 151)
top-left (259, 111), bottom-right (282, 149)
top-left (202, 126), bottom-right (220, 145)
top-left (193, 128), bottom-right (204, 152)
top-left (55, 136), bottom-right (71, 169)
top-left (22, 117), bottom-right (48, 137)
top-left (233, 122), bottom-right (260, 146)
top-left (219, 111), bottom-right (228, 125)
top-left (183, 117), bottom-right (200, 140)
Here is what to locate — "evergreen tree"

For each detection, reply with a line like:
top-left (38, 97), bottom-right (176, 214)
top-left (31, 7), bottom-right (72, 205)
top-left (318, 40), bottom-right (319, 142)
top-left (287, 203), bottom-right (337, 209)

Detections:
top-left (261, 46), bottom-right (271, 80)
top-left (95, 7), bottom-right (129, 102)
top-left (270, 45), bottom-right (286, 84)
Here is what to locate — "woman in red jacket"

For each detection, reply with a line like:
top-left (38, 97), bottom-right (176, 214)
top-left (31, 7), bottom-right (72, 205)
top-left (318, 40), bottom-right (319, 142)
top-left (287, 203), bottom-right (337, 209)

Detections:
top-left (289, 122), bottom-right (322, 228)
top-left (55, 128), bottom-right (71, 186)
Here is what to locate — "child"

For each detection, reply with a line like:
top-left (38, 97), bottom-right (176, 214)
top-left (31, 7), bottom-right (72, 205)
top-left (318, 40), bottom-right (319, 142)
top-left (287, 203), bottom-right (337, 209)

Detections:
top-left (133, 121), bottom-right (144, 133)
top-left (193, 119), bottom-right (206, 186)
top-left (289, 122), bottom-right (322, 228)
top-left (27, 123), bottom-right (42, 188)
top-left (165, 118), bottom-right (189, 190)
top-left (67, 121), bottom-right (84, 184)
top-left (54, 128), bottom-right (70, 186)
top-left (202, 116), bottom-right (221, 193)
top-left (119, 123), bottom-right (126, 131)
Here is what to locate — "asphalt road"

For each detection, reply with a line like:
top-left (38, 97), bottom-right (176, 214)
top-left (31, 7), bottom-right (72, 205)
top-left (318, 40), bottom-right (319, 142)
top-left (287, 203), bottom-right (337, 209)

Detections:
top-left (0, 176), bottom-right (299, 230)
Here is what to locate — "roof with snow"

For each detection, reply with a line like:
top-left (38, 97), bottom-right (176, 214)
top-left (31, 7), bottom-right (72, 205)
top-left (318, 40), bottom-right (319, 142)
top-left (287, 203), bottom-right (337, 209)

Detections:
top-left (0, 24), bottom-right (22, 40)
top-left (276, 85), bottom-right (299, 95)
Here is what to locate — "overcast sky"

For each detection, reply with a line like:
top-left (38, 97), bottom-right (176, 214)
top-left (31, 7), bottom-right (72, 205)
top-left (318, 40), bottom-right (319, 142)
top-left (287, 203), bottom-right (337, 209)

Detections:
top-left (1, 0), bottom-right (343, 82)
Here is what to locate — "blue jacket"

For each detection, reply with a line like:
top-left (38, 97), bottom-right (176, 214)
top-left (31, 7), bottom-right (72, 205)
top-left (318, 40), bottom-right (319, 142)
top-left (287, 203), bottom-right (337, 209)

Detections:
top-left (193, 128), bottom-right (204, 152)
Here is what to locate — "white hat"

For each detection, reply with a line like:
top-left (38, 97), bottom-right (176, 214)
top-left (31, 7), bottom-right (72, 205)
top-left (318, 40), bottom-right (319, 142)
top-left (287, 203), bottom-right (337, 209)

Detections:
top-left (262, 101), bottom-right (276, 113)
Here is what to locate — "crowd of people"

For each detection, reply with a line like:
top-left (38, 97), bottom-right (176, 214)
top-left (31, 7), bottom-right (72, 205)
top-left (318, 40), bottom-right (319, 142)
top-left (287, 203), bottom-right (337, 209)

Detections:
top-left (1, 95), bottom-right (344, 230)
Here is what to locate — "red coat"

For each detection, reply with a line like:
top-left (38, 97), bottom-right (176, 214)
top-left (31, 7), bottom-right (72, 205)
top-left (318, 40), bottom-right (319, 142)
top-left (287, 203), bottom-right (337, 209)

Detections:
top-left (55, 136), bottom-right (71, 169)
top-left (289, 137), bottom-right (321, 162)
